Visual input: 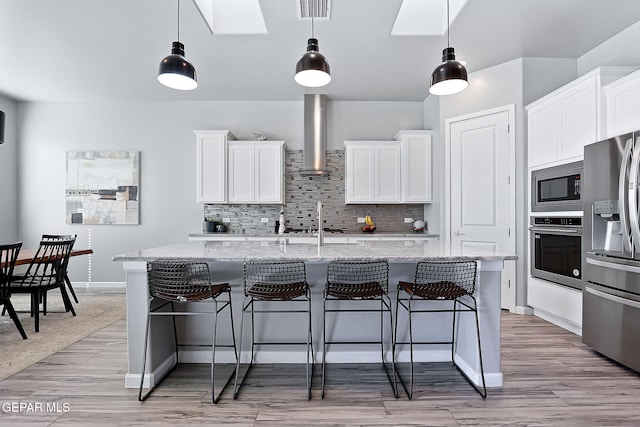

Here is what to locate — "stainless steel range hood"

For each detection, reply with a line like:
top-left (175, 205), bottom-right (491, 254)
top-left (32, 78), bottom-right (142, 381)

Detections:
top-left (300, 94), bottom-right (329, 176)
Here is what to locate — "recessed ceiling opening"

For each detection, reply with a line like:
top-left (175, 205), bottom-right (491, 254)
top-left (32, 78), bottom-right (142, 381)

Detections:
top-left (391, 0), bottom-right (467, 36)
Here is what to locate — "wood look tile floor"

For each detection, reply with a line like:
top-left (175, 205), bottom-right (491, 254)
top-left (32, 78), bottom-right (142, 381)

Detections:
top-left (1, 308), bottom-right (640, 426)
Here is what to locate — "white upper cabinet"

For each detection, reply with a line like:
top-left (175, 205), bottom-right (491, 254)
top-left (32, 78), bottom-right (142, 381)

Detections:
top-left (228, 141), bottom-right (284, 204)
top-left (526, 67), bottom-right (637, 168)
top-left (396, 131), bottom-right (433, 203)
top-left (195, 130), bottom-right (284, 204)
top-left (195, 130), bottom-right (234, 203)
top-left (345, 132), bottom-right (432, 204)
top-left (605, 68), bottom-right (640, 137)
top-left (345, 141), bottom-right (401, 204)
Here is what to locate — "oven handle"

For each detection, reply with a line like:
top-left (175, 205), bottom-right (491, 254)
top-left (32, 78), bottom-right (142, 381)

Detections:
top-left (585, 286), bottom-right (640, 310)
top-left (529, 226), bottom-right (581, 235)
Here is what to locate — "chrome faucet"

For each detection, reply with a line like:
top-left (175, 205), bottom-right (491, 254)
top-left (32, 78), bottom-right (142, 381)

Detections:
top-left (317, 201), bottom-right (324, 247)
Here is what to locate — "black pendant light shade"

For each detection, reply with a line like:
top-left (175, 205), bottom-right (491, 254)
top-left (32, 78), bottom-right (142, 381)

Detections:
top-left (158, 41), bottom-right (198, 90)
top-left (428, 0), bottom-right (468, 96)
top-left (295, 38), bottom-right (331, 88)
top-left (158, 0), bottom-right (197, 91)
top-left (429, 47), bottom-right (468, 95)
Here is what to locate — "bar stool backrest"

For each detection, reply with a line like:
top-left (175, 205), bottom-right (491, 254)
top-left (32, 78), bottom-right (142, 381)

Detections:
top-left (147, 261), bottom-right (212, 303)
top-left (22, 238), bottom-right (75, 286)
top-left (243, 260), bottom-right (307, 298)
top-left (0, 242), bottom-right (23, 299)
top-left (414, 260), bottom-right (477, 298)
top-left (327, 260), bottom-right (389, 293)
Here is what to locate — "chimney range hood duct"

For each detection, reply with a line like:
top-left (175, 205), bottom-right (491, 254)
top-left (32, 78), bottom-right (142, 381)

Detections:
top-left (300, 94), bottom-right (329, 176)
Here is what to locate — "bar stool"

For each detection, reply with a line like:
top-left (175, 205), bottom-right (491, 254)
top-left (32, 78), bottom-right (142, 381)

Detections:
top-left (139, 260), bottom-right (237, 403)
top-left (394, 260), bottom-right (486, 399)
top-left (233, 260), bottom-right (313, 400)
top-left (322, 260), bottom-right (397, 398)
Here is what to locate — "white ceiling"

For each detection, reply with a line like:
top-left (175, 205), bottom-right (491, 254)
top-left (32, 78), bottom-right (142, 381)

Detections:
top-left (1, 0), bottom-right (640, 103)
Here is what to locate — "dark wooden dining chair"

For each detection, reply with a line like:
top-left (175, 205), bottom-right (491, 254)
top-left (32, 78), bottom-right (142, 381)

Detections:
top-left (0, 242), bottom-right (27, 339)
top-left (8, 237), bottom-right (76, 332)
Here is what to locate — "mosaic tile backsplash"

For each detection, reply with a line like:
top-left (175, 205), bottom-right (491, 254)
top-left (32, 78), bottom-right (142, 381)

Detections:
top-left (204, 150), bottom-right (425, 234)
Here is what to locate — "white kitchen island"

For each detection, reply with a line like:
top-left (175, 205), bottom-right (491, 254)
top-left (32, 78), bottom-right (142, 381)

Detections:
top-left (113, 239), bottom-right (516, 391)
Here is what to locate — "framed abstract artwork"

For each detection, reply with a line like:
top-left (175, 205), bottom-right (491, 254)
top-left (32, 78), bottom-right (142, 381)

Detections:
top-left (65, 150), bottom-right (140, 225)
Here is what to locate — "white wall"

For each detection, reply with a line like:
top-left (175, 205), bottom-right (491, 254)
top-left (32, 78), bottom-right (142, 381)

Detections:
top-left (578, 20), bottom-right (640, 75)
top-left (17, 100), bottom-right (423, 282)
top-left (0, 95), bottom-right (18, 242)
top-left (422, 95), bottom-right (440, 234)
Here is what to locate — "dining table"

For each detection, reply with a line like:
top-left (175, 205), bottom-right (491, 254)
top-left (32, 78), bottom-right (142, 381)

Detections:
top-left (9, 248), bottom-right (94, 267)
top-left (1, 247), bottom-right (94, 313)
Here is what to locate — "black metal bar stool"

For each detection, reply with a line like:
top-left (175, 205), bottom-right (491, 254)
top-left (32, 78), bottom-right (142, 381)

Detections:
top-left (139, 260), bottom-right (237, 403)
top-left (394, 260), bottom-right (486, 399)
top-left (322, 259), bottom-right (397, 398)
top-left (233, 260), bottom-right (313, 400)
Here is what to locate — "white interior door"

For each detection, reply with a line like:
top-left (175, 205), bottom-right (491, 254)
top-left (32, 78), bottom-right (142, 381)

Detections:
top-left (447, 106), bottom-right (515, 310)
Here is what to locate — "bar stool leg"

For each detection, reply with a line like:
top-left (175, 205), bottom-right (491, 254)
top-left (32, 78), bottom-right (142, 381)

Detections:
top-left (233, 296), bottom-right (255, 399)
top-left (321, 295), bottom-right (327, 398)
top-left (307, 294), bottom-right (313, 400)
top-left (211, 299), bottom-right (219, 403)
top-left (407, 296), bottom-right (415, 400)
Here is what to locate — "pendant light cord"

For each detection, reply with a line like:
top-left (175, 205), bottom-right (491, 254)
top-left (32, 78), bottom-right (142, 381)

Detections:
top-left (311, 0), bottom-right (315, 38)
top-left (446, 0), bottom-right (450, 48)
top-left (177, 0), bottom-right (180, 42)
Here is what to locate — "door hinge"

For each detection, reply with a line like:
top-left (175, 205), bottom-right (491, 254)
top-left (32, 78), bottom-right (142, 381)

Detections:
top-left (508, 228), bottom-right (511, 236)
top-left (508, 279), bottom-right (511, 288)
top-left (507, 124), bottom-right (510, 133)
top-left (508, 176), bottom-right (511, 184)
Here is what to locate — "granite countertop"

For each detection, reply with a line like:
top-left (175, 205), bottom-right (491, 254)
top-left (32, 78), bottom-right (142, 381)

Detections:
top-left (113, 240), bottom-right (516, 263)
top-left (188, 232), bottom-right (440, 239)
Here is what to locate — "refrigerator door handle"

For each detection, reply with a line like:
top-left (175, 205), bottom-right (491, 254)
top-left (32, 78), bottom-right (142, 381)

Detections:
top-left (619, 137), bottom-right (634, 253)
top-left (629, 136), bottom-right (640, 256)
top-left (586, 253), bottom-right (640, 273)
top-left (585, 286), bottom-right (640, 310)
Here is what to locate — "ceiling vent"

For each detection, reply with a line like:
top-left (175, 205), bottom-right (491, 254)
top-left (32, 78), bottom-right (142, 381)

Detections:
top-left (297, 0), bottom-right (331, 20)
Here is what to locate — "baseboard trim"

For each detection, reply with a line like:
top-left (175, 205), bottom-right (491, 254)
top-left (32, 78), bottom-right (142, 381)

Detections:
top-left (514, 305), bottom-right (534, 315)
top-left (125, 353), bottom-right (176, 389)
top-left (71, 281), bottom-right (126, 288)
top-left (532, 308), bottom-right (582, 336)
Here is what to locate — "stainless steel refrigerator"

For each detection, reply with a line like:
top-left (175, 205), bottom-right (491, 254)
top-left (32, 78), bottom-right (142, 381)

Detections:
top-left (582, 131), bottom-right (640, 373)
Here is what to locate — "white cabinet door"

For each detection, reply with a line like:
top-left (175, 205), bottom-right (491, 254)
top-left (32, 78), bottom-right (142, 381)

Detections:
top-left (228, 143), bottom-right (255, 203)
top-left (527, 100), bottom-right (560, 168)
top-left (374, 143), bottom-right (401, 202)
top-left (345, 142), bottom-right (401, 203)
top-left (254, 143), bottom-right (284, 203)
top-left (345, 143), bottom-right (375, 203)
top-left (559, 76), bottom-right (598, 159)
top-left (228, 141), bottom-right (284, 204)
top-left (605, 69), bottom-right (640, 136)
top-left (195, 130), bottom-right (231, 203)
top-left (398, 132), bottom-right (432, 203)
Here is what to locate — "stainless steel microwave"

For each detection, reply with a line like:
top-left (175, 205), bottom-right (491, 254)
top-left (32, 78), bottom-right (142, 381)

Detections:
top-left (531, 161), bottom-right (583, 212)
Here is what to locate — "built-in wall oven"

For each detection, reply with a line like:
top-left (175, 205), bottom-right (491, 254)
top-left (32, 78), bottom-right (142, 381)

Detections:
top-left (530, 216), bottom-right (583, 290)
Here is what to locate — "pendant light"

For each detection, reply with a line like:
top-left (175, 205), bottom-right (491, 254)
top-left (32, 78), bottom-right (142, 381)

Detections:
top-left (295, 1), bottom-right (331, 88)
top-left (429, 0), bottom-right (468, 96)
top-left (158, 0), bottom-right (197, 90)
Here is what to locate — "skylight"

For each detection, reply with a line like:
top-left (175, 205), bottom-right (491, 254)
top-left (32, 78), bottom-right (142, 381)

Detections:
top-left (193, 0), bottom-right (268, 34)
top-left (391, 0), bottom-right (467, 36)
